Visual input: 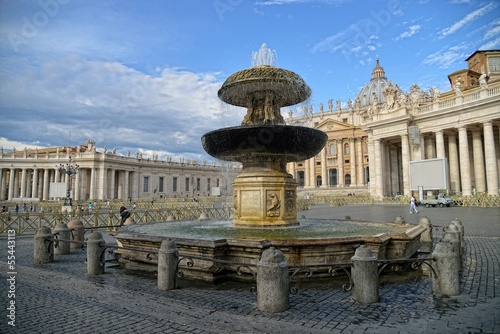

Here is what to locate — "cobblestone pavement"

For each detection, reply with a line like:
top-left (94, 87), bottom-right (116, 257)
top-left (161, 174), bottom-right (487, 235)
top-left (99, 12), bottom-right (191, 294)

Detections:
top-left (0, 205), bottom-right (498, 333)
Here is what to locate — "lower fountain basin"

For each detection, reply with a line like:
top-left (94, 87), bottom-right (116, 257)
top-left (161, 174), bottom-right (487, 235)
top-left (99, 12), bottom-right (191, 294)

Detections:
top-left (201, 125), bottom-right (328, 162)
top-left (113, 219), bottom-right (426, 283)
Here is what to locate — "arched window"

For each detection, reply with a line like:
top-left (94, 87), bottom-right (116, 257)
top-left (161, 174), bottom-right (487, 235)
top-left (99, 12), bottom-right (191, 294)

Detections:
top-left (329, 144), bottom-right (336, 155)
top-left (344, 143), bottom-right (350, 155)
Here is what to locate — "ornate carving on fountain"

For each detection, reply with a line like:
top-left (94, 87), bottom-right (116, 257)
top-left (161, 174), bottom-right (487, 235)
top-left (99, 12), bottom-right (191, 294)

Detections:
top-left (266, 192), bottom-right (281, 217)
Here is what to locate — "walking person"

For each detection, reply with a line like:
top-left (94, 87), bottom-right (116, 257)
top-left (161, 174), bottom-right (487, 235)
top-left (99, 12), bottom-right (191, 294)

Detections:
top-left (410, 194), bottom-right (418, 214)
top-left (119, 206), bottom-right (131, 226)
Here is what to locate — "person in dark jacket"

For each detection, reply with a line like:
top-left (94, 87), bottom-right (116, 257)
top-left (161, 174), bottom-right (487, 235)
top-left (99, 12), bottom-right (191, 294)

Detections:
top-left (119, 206), bottom-right (131, 226)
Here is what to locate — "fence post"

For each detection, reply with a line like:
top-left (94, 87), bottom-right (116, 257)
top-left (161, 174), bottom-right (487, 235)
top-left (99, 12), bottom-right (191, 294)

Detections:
top-left (68, 220), bottom-right (85, 249)
top-left (157, 239), bottom-right (178, 291)
top-left (431, 241), bottom-right (460, 296)
top-left (257, 247), bottom-right (289, 313)
top-left (53, 222), bottom-right (71, 255)
top-left (34, 226), bottom-right (54, 265)
top-left (87, 232), bottom-right (105, 276)
top-left (351, 245), bottom-right (379, 304)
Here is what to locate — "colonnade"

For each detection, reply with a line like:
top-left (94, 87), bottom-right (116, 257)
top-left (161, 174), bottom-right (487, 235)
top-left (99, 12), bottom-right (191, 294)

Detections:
top-left (371, 121), bottom-right (500, 197)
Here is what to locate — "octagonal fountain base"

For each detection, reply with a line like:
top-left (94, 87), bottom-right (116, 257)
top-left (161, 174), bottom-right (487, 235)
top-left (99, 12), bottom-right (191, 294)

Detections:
top-left (112, 219), bottom-right (426, 283)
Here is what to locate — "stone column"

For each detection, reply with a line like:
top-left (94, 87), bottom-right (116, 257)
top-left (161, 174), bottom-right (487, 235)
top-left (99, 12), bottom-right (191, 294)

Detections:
top-left (390, 145), bottom-right (399, 196)
top-left (74, 170), bottom-right (80, 201)
top-left (435, 131), bottom-right (445, 158)
top-left (356, 138), bottom-right (364, 187)
top-left (43, 169), bottom-right (49, 201)
top-left (472, 130), bottom-right (486, 193)
top-left (374, 139), bottom-right (383, 198)
top-left (309, 157), bottom-right (316, 187)
top-left (13, 170), bottom-right (19, 198)
top-left (124, 170), bottom-right (130, 199)
top-left (0, 169), bottom-right (6, 201)
top-left (8, 168), bottom-right (15, 200)
top-left (26, 169), bottom-right (32, 198)
top-left (350, 138), bottom-right (357, 186)
top-left (448, 133), bottom-right (461, 194)
top-left (89, 168), bottom-right (96, 200)
top-left (321, 147), bottom-right (327, 187)
top-left (304, 156), bottom-right (310, 187)
top-left (31, 168), bottom-right (38, 199)
top-left (338, 139), bottom-right (344, 187)
top-left (20, 168), bottom-right (27, 198)
top-left (257, 247), bottom-right (289, 313)
top-left (483, 121), bottom-right (499, 196)
top-left (401, 134), bottom-right (411, 196)
top-left (351, 245), bottom-right (379, 304)
top-left (425, 135), bottom-right (435, 159)
top-left (458, 126), bottom-right (472, 196)
top-left (109, 168), bottom-right (115, 199)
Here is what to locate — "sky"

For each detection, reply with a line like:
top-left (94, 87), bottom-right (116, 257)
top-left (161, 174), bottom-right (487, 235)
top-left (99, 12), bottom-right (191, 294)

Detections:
top-left (0, 0), bottom-right (499, 163)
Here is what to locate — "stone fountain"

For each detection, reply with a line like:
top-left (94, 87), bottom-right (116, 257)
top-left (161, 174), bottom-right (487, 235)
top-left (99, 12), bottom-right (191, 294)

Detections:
top-left (113, 44), bottom-right (426, 283)
top-left (202, 43), bottom-right (327, 226)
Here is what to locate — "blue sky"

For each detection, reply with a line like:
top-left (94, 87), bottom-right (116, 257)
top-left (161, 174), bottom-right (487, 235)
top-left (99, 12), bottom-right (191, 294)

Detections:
top-left (0, 0), bottom-right (499, 162)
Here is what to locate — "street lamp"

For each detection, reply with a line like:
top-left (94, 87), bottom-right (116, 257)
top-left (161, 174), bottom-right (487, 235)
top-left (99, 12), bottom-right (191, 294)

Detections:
top-left (57, 156), bottom-right (79, 207)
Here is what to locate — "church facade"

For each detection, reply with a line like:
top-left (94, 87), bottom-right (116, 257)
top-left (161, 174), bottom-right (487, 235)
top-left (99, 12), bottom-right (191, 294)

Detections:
top-left (287, 50), bottom-right (500, 198)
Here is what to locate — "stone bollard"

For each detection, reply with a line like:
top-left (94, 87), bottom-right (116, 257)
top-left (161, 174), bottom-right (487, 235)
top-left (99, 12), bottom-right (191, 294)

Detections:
top-left (442, 223), bottom-right (461, 271)
top-left (34, 226), bottom-right (54, 265)
top-left (53, 222), bottom-right (71, 255)
top-left (68, 220), bottom-right (85, 249)
top-left (351, 245), bottom-right (379, 304)
top-left (431, 241), bottom-right (460, 296)
top-left (418, 217), bottom-right (433, 253)
top-left (87, 232), bottom-right (105, 276)
top-left (257, 247), bottom-right (289, 313)
top-left (157, 239), bottom-right (178, 291)
top-left (451, 218), bottom-right (465, 248)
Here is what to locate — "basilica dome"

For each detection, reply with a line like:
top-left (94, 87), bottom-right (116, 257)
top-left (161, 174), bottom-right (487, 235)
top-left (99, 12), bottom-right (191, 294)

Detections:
top-left (355, 58), bottom-right (402, 107)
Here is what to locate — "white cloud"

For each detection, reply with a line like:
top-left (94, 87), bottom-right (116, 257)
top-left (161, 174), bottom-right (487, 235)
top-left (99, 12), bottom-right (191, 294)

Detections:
top-left (439, 2), bottom-right (497, 38)
top-left (422, 49), bottom-right (467, 69)
top-left (479, 36), bottom-right (500, 50)
top-left (0, 55), bottom-right (230, 160)
top-left (395, 25), bottom-right (421, 41)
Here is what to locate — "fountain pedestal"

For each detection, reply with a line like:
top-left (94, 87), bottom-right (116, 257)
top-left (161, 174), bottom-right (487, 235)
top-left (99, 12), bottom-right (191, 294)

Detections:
top-left (233, 159), bottom-right (298, 226)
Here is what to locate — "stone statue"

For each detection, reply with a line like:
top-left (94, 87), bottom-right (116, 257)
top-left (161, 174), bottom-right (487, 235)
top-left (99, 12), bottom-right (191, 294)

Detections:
top-left (309, 105), bottom-right (313, 115)
top-left (430, 87), bottom-right (440, 101)
top-left (127, 150), bottom-right (130, 157)
top-left (347, 99), bottom-right (353, 109)
top-left (135, 151), bottom-right (139, 158)
top-left (112, 148), bottom-right (116, 154)
top-left (454, 80), bottom-right (463, 96)
top-left (383, 86), bottom-right (398, 110)
top-left (288, 109), bottom-right (293, 119)
top-left (336, 100), bottom-right (341, 111)
top-left (328, 99), bottom-right (333, 112)
top-left (319, 102), bottom-right (324, 113)
top-left (479, 73), bottom-right (488, 89)
top-left (103, 146), bottom-right (107, 153)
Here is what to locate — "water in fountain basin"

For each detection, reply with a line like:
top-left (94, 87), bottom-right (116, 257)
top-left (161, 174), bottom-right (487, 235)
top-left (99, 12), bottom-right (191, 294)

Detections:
top-left (124, 219), bottom-right (409, 241)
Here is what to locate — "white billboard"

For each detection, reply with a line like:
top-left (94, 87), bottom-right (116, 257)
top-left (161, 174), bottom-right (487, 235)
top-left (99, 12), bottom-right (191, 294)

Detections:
top-left (49, 182), bottom-right (67, 198)
top-left (409, 158), bottom-right (448, 190)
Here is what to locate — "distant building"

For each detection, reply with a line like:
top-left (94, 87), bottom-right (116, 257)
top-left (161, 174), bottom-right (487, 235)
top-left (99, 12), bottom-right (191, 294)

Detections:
top-left (287, 50), bottom-right (500, 197)
top-left (0, 140), bottom-right (238, 201)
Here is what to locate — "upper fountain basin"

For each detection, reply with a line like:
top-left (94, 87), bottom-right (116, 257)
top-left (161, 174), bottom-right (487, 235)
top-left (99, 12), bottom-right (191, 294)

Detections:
top-left (201, 125), bottom-right (327, 162)
top-left (218, 65), bottom-right (311, 107)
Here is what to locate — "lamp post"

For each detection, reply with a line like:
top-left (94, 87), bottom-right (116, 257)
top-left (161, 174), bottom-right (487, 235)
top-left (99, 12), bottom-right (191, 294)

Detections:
top-left (57, 156), bottom-right (79, 207)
